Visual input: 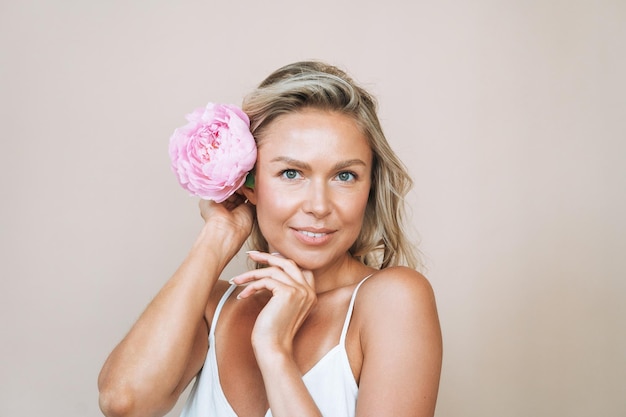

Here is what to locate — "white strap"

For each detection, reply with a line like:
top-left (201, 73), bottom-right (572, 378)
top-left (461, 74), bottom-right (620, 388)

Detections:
top-left (339, 274), bottom-right (373, 344)
top-left (209, 284), bottom-right (237, 337)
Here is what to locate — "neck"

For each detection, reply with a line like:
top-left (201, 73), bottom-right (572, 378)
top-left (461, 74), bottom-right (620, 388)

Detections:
top-left (309, 254), bottom-right (375, 294)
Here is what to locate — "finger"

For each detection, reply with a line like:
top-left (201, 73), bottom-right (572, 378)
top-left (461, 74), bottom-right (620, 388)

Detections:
top-left (231, 197), bottom-right (254, 220)
top-left (301, 269), bottom-right (315, 290)
top-left (246, 251), bottom-right (307, 283)
top-left (221, 193), bottom-right (246, 211)
top-left (229, 266), bottom-right (297, 287)
top-left (236, 276), bottom-right (314, 303)
top-left (250, 252), bottom-right (315, 290)
top-left (236, 277), bottom-right (285, 299)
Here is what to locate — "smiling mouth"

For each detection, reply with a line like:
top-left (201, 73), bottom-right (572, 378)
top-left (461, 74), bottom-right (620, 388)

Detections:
top-left (298, 230), bottom-right (328, 238)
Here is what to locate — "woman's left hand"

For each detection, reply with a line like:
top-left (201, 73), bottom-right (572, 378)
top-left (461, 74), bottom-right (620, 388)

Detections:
top-left (229, 251), bottom-right (317, 358)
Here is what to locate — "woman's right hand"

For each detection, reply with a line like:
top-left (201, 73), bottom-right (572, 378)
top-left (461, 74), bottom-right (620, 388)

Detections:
top-left (199, 193), bottom-right (255, 255)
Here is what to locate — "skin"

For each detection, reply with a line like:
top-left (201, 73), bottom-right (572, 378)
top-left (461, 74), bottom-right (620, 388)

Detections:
top-left (98, 108), bottom-right (442, 417)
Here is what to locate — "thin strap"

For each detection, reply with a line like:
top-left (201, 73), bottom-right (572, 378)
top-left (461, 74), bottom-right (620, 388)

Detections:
top-left (339, 274), bottom-right (373, 345)
top-left (209, 284), bottom-right (237, 337)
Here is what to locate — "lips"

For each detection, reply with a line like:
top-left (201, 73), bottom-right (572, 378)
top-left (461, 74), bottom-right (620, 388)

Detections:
top-left (298, 230), bottom-right (328, 238)
top-left (292, 227), bottom-right (335, 244)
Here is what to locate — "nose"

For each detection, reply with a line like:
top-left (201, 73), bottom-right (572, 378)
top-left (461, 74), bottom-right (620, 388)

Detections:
top-left (302, 179), bottom-right (331, 218)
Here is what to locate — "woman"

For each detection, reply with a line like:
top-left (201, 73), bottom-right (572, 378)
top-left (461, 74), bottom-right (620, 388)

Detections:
top-left (98, 61), bottom-right (442, 417)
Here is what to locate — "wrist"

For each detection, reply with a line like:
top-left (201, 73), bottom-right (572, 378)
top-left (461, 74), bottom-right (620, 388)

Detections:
top-left (254, 346), bottom-right (294, 375)
top-left (193, 219), bottom-right (247, 269)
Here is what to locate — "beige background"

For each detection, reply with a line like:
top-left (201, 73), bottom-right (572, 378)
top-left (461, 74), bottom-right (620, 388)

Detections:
top-left (1, 1), bottom-right (625, 416)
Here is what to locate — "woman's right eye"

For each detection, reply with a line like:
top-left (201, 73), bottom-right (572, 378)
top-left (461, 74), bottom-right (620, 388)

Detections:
top-left (281, 169), bottom-right (301, 180)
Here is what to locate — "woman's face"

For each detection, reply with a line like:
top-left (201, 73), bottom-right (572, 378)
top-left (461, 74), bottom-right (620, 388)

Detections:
top-left (247, 108), bottom-right (372, 272)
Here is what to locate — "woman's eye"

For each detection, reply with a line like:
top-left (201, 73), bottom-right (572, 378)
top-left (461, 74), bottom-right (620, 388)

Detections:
top-left (337, 171), bottom-right (356, 182)
top-left (281, 169), bottom-right (300, 180)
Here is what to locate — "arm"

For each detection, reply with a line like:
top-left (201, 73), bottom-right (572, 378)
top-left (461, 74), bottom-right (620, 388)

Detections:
top-left (231, 252), bottom-right (322, 417)
top-left (255, 351), bottom-right (323, 417)
top-left (355, 267), bottom-right (443, 417)
top-left (98, 198), bottom-right (253, 417)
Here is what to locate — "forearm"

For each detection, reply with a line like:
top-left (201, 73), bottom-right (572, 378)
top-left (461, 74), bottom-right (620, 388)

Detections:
top-left (98, 221), bottom-right (243, 415)
top-left (257, 351), bottom-right (322, 417)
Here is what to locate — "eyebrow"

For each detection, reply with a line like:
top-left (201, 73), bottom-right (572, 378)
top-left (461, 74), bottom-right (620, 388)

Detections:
top-left (270, 156), bottom-right (367, 171)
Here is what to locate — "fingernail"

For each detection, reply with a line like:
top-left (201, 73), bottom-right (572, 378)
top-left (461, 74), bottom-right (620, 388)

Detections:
top-left (228, 277), bottom-right (236, 285)
top-left (270, 252), bottom-right (281, 256)
top-left (246, 250), bottom-right (260, 254)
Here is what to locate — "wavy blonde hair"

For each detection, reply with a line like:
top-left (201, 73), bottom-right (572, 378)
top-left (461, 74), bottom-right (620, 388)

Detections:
top-left (242, 61), bottom-right (419, 269)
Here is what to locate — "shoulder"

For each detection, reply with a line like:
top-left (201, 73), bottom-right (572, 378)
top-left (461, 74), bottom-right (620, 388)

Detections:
top-left (352, 267), bottom-right (442, 414)
top-left (347, 268), bottom-right (442, 415)
top-left (356, 266), bottom-right (437, 315)
top-left (353, 266), bottom-right (440, 348)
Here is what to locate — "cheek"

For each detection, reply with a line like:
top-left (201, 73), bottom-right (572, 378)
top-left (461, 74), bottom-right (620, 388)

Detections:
top-left (352, 197), bottom-right (370, 226)
top-left (337, 191), bottom-right (370, 229)
top-left (349, 182), bottom-right (372, 211)
top-left (254, 184), bottom-right (291, 227)
top-left (256, 179), bottom-right (285, 207)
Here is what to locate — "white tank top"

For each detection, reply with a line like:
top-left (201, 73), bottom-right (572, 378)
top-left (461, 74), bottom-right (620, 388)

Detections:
top-left (180, 275), bottom-right (371, 417)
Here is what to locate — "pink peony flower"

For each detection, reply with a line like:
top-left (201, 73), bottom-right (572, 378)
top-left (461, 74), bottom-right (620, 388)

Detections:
top-left (169, 102), bottom-right (257, 203)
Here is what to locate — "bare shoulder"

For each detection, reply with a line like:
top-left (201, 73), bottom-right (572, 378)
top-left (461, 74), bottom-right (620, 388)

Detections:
top-left (353, 266), bottom-right (441, 354)
top-left (356, 266), bottom-right (437, 318)
top-left (352, 267), bottom-right (442, 416)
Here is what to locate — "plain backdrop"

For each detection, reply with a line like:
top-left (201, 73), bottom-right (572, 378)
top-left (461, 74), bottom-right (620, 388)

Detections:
top-left (1, 1), bottom-right (625, 416)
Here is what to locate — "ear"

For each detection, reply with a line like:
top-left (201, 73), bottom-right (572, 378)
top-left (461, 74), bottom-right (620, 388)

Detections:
top-left (241, 172), bottom-right (257, 204)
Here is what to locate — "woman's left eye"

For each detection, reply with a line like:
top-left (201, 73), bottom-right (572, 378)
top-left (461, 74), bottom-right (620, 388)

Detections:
top-left (336, 171), bottom-right (356, 182)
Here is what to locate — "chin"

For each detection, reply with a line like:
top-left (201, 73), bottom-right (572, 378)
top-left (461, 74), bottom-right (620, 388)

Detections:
top-left (281, 249), bottom-right (341, 272)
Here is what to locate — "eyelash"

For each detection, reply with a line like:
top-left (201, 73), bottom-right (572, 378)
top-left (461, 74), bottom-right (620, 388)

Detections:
top-left (280, 169), bottom-right (302, 180)
top-left (278, 169), bottom-right (358, 182)
top-left (336, 171), bottom-right (357, 182)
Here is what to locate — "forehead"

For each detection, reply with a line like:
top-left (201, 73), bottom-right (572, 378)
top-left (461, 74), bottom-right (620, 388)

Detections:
top-left (256, 109), bottom-right (372, 163)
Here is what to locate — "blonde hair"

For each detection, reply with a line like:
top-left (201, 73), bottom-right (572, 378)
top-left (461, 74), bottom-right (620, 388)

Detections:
top-left (242, 61), bottom-right (419, 269)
